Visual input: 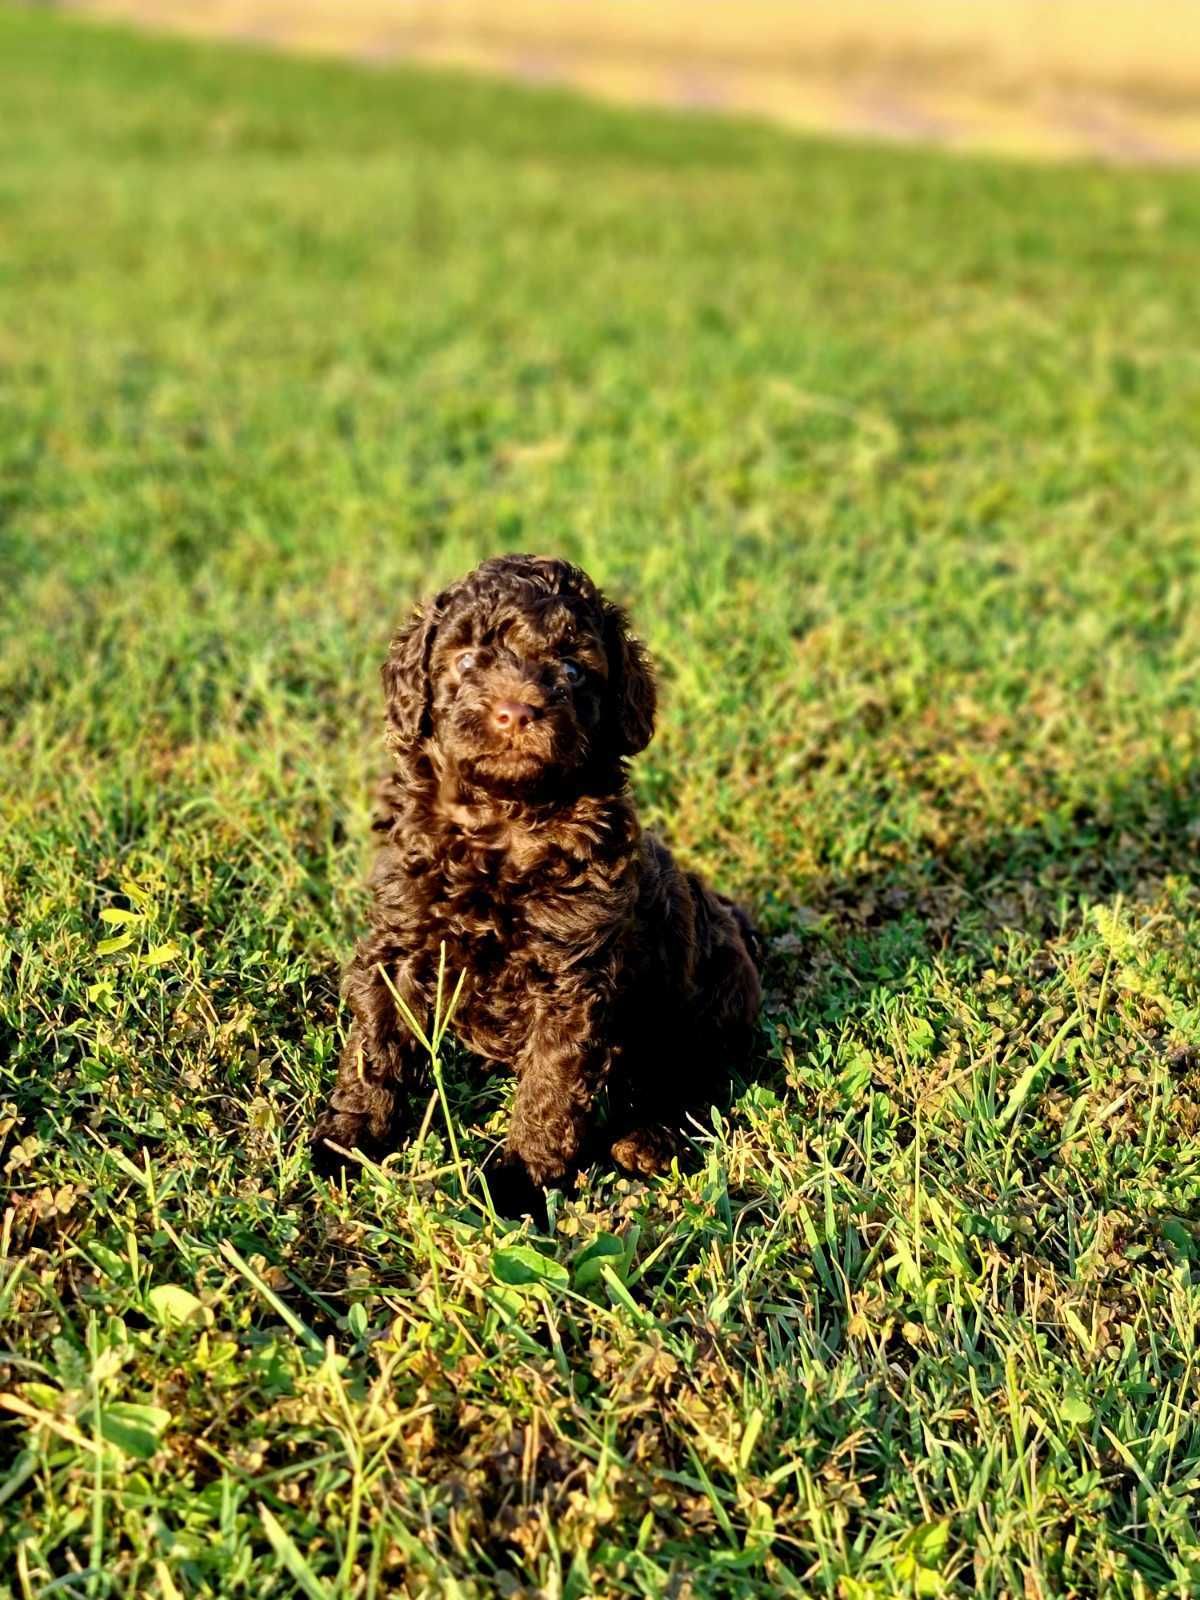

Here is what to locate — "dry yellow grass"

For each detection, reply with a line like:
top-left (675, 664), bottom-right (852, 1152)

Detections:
top-left (70, 0), bottom-right (1200, 160)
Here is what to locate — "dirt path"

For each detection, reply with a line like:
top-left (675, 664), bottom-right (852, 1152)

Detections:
top-left (68, 0), bottom-right (1200, 165)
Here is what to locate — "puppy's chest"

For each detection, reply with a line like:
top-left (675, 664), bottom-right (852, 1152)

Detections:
top-left (418, 831), bottom-right (612, 1058)
top-left (415, 825), bottom-right (606, 957)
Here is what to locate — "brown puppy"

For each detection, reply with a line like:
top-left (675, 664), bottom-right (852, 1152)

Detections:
top-left (311, 554), bottom-right (760, 1211)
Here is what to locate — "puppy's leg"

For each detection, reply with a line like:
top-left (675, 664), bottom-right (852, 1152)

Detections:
top-left (491, 1009), bottom-right (611, 1213)
top-left (310, 946), bottom-right (427, 1176)
top-left (611, 899), bottom-right (761, 1178)
top-left (609, 1122), bottom-right (682, 1177)
top-left (605, 1044), bottom-right (691, 1177)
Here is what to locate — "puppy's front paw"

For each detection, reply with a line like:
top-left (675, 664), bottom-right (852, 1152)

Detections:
top-left (310, 1110), bottom-right (380, 1178)
top-left (610, 1126), bottom-right (679, 1177)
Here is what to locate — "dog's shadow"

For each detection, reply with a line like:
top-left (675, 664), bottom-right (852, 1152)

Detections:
top-left (753, 761), bottom-right (1198, 1099)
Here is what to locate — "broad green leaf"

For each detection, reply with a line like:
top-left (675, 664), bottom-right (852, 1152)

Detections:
top-left (742, 1492), bottom-right (774, 1552)
top-left (572, 1233), bottom-right (626, 1289)
top-left (739, 1086), bottom-right (780, 1112)
top-left (99, 908), bottom-right (142, 925)
top-left (1161, 1218), bottom-right (1196, 1259)
top-left (489, 1284), bottom-right (526, 1318)
top-left (97, 1402), bottom-right (171, 1460)
top-left (1061, 1392), bottom-right (1093, 1425)
top-left (89, 1243), bottom-right (127, 1281)
top-left (147, 1284), bottom-right (211, 1329)
top-left (491, 1243), bottom-right (569, 1290)
top-left (900, 1519), bottom-right (949, 1565)
top-left (896, 1520), bottom-right (950, 1594)
top-left (838, 1581), bottom-right (883, 1600)
top-left (96, 933), bottom-right (133, 956)
top-left (141, 942), bottom-right (182, 966)
top-left (907, 1018), bottom-right (936, 1061)
top-left (19, 1382), bottom-right (63, 1411)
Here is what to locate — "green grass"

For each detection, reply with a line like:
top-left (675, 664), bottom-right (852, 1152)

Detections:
top-left (2, 7), bottom-right (1200, 1596)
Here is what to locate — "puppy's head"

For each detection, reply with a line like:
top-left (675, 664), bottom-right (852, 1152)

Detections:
top-left (382, 554), bottom-right (656, 798)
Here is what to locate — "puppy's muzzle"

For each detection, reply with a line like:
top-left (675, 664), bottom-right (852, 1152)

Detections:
top-left (490, 698), bottom-right (540, 735)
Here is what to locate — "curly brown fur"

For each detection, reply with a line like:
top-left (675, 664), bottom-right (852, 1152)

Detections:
top-left (311, 554), bottom-right (761, 1211)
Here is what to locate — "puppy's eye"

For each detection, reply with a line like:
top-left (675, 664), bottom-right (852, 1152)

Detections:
top-left (562, 660), bottom-right (584, 685)
top-left (456, 651), bottom-right (479, 672)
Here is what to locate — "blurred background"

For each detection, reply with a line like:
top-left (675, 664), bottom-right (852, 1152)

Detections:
top-left (68, 0), bottom-right (1200, 162)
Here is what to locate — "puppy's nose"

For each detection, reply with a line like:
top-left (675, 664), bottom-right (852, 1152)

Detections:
top-left (491, 699), bottom-right (538, 732)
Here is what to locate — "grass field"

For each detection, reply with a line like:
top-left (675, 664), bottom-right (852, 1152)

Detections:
top-left (3, 8), bottom-right (1200, 1597)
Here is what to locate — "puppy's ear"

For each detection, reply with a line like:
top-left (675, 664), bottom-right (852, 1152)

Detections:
top-left (382, 598), bottom-right (442, 752)
top-left (603, 602), bottom-right (657, 756)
